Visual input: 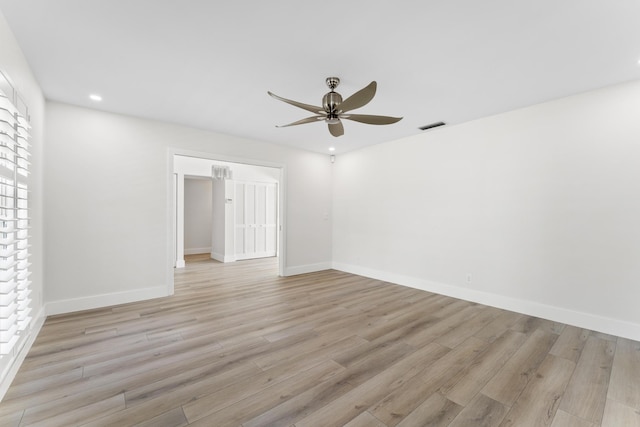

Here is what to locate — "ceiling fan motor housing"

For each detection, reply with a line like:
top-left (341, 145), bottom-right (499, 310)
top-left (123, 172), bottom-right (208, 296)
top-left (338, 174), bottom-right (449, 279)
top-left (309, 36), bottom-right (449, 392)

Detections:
top-left (323, 91), bottom-right (343, 121)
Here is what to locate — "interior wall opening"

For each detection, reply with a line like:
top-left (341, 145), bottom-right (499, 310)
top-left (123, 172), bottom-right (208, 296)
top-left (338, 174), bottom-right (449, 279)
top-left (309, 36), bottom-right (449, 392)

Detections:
top-left (172, 153), bottom-right (284, 277)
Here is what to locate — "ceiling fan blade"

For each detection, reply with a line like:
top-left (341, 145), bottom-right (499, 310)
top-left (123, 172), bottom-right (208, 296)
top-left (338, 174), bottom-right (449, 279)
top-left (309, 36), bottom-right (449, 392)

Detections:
top-left (268, 91), bottom-right (324, 114)
top-left (276, 116), bottom-right (324, 128)
top-left (337, 81), bottom-right (377, 113)
top-left (341, 113), bottom-right (403, 125)
top-left (328, 120), bottom-right (344, 137)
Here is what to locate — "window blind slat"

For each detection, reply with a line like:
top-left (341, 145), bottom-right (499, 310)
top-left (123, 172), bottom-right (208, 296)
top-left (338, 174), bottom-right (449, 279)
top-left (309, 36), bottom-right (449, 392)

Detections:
top-left (0, 85), bottom-right (31, 356)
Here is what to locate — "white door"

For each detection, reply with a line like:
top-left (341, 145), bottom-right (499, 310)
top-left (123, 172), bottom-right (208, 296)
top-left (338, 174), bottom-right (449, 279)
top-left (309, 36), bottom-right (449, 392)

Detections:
top-left (234, 181), bottom-right (277, 260)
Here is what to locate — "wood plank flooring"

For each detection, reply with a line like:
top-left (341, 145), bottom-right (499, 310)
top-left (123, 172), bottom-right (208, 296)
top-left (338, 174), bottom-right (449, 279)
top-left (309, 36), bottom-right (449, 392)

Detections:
top-left (1, 254), bottom-right (640, 426)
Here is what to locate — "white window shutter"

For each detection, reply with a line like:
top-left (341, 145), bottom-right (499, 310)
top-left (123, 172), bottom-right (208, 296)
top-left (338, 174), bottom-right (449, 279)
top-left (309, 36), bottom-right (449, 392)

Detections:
top-left (0, 82), bottom-right (31, 356)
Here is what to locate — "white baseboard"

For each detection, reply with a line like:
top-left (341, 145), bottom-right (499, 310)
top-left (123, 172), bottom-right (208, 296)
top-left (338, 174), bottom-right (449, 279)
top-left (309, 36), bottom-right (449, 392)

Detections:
top-left (185, 247), bottom-right (212, 255)
top-left (211, 252), bottom-right (236, 263)
top-left (332, 262), bottom-right (640, 342)
top-left (236, 251), bottom-right (277, 262)
top-left (46, 286), bottom-right (170, 316)
top-left (284, 262), bottom-right (332, 276)
top-left (1, 306), bottom-right (46, 402)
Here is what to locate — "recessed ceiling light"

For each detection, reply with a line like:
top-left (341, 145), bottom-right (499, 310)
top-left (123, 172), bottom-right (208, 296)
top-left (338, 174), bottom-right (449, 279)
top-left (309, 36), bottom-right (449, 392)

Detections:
top-left (89, 94), bottom-right (102, 102)
top-left (328, 147), bottom-right (336, 152)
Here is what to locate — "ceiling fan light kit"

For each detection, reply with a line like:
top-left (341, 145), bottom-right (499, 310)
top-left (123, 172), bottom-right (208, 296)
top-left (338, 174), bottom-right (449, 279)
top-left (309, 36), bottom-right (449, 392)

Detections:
top-left (268, 77), bottom-right (402, 137)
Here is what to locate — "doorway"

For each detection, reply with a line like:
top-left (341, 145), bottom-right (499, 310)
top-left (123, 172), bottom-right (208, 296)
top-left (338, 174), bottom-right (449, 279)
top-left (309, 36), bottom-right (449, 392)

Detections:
top-left (184, 177), bottom-right (214, 257)
top-left (169, 150), bottom-right (285, 283)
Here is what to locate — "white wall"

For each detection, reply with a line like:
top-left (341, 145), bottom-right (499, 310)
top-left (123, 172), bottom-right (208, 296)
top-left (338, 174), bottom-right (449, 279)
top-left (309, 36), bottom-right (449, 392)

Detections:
top-left (44, 102), bottom-right (333, 313)
top-left (184, 178), bottom-right (212, 255)
top-left (333, 79), bottom-right (640, 341)
top-left (0, 10), bottom-right (46, 397)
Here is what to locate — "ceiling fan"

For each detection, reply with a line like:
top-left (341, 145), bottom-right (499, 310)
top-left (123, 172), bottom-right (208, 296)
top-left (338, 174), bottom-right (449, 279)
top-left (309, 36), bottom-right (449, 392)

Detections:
top-left (268, 77), bottom-right (402, 137)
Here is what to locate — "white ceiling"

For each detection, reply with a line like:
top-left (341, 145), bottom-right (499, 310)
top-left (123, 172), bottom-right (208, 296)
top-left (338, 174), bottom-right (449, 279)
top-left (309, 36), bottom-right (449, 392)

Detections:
top-left (1, 0), bottom-right (639, 154)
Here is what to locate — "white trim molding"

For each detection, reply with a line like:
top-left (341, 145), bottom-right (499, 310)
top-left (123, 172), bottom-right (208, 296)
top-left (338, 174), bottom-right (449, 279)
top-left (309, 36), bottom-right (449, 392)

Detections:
top-left (46, 287), bottom-right (169, 316)
top-left (0, 306), bottom-right (46, 402)
top-left (284, 262), bottom-right (332, 277)
top-left (211, 252), bottom-right (236, 263)
top-left (332, 262), bottom-right (640, 343)
top-left (184, 247), bottom-right (212, 255)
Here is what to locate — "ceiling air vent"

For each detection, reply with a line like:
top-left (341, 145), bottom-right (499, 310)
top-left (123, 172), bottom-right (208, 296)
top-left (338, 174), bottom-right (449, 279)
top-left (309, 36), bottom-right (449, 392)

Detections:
top-left (419, 121), bottom-right (446, 131)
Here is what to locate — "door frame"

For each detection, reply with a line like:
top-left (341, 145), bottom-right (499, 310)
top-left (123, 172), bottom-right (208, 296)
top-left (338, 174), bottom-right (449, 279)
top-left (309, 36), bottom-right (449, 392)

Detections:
top-left (166, 148), bottom-right (286, 295)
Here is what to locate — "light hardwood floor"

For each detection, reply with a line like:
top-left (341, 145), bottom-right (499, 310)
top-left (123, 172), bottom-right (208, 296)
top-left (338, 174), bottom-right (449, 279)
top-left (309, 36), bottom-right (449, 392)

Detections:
top-left (1, 255), bottom-right (639, 426)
